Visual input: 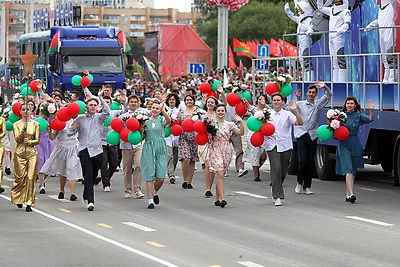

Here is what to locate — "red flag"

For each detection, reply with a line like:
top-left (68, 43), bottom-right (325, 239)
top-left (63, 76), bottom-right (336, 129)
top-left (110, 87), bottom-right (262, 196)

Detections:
top-left (238, 60), bottom-right (244, 79)
top-left (263, 39), bottom-right (270, 46)
top-left (270, 38), bottom-right (283, 57)
top-left (232, 38), bottom-right (256, 59)
top-left (228, 45), bottom-right (237, 68)
top-left (246, 41), bottom-right (257, 58)
top-left (162, 66), bottom-right (172, 84)
top-left (284, 41), bottom-right (298, 57)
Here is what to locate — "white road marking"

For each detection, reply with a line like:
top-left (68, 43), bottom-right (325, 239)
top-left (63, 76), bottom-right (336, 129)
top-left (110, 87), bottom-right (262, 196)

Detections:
top-left (3, 176), bottom-right (14, 182)
top-left (123, 222), bottom-right (156, 232)
top-left (237, 261), bottom-right (264, 267)
top-left (0, 194), bottom-right (178, 267)
top-left (49, 195), bottom-right (71, 203)
top-left (234, 191), bottom-right (268, 199)
top-left (346, 216), bottom-right (394, 227)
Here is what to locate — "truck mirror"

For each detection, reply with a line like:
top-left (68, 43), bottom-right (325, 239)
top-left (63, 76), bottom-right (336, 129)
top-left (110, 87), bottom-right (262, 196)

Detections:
top-left (127, 54), bottom-right (134, 65)
top-left (126, 65), bottom-right (133, 71)
top-left (49, 55), bottom-right (57, 71)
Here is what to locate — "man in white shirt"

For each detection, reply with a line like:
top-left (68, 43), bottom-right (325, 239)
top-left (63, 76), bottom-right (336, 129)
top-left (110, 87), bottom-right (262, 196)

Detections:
top-left (265, 93), bottom-right (303, 206)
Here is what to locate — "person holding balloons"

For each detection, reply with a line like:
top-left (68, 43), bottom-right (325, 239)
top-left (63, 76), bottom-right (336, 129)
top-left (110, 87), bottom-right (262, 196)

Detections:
top-left (265, 93), bottom-right (303, 206)
top-left (336, 97), bottom-right (374, 203)
top-left (209, 104), bottom-right (244, 208)
top-left (11, 102), bottom-right (40, 212)
top-left (75, 89), bottom-right (110, 211)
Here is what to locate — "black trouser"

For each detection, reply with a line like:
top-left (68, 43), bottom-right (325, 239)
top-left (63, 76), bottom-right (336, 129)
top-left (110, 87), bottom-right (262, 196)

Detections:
top-left (79, 149), bottom-right (103, 204)
top-left (296, 133), bottom-right (318, 189)
top-left (101, 145), bottom-right (118, 188)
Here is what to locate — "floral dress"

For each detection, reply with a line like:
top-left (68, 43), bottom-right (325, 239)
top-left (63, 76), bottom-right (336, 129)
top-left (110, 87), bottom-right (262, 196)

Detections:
top-left (178, 114), bottom-right (198, 162)
top-left (336, 111), bottom-right (372, 175)
top-left (209, 121), bottom-right (238, 173)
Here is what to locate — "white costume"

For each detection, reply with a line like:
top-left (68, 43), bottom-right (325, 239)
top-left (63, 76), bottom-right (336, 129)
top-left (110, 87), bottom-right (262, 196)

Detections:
top-left (284, 1), bottom-right (314, 81)
top-left (318, 0), bottom-right (351, 82)
top-left (365, 0), bottom-right (398, 82)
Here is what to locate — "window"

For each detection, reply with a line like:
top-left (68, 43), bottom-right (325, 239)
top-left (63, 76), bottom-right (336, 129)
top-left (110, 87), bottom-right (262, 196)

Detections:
top-left (130, 15), bottom-right (145, 21)
top-left (84, 14), bottom-right (99, 20)
top-left (103, 15), bottom-right (119, 21)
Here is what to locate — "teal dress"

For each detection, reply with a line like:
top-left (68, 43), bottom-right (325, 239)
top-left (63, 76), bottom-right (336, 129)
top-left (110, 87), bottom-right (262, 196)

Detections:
top-left (336, 111), bottom-right (372, 175)
top-left (140, 116), bottom-right (168, 181)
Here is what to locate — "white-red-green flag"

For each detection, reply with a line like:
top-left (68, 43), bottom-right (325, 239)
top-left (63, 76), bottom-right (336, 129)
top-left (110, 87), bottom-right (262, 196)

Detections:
top-left (143, 56), bottom-right (159, 81)
top-left (48, 31), bottom-right (60, 55)
top-left (117, 31), bottom-right (132, 53)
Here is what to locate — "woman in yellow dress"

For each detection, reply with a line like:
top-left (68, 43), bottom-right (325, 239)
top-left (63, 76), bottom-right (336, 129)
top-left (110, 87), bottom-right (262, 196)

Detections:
top-left (11, 103), bottom-right (40, 212)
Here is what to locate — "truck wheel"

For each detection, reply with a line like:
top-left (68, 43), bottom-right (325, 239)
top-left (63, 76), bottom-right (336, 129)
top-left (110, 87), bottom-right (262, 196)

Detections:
top-left (394, 137), bottom-right (400, 187)
top-left (287, 142), bottom-right (298, 175)
top-left (315, 144), bottom-right (337, 180)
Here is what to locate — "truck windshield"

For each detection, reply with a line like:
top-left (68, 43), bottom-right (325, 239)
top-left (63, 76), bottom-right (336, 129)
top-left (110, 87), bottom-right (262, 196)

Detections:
top-left (63, 55), bottom-right (123, 74)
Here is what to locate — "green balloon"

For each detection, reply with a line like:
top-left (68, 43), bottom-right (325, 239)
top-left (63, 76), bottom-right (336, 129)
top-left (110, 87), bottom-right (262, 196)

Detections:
top-left (317, 125), bottom-right (333, 140)
top-left (8, 112), bottom-right (20, 123)
top-left (20, 87), bottom-right (34, 97)
top-left (198, 103), bottom-right (204, 109)
top-left (280, 83), bottom-right (293, 97)
top-left (106, 130), bottom-right (120, 145)
top-left (243, 90), bottom-right (251, 101)
top-left (75, 101), bottom-right (86, 114)
top-left (128, 131), bottom-right (142, 145)
top-left (34, 117), bottom-right (49, 132)
top-left (164, 126), bottom-right (171, 137)
top-left (104, 116), bottom-right (113, 127)
top-left (246, 116), bottom-right (263, 132)
top-left (87, 74), bottom-right (94, 83)
top-left (71, 75), bottom-right (82, 86)
top-left (212, 80), bottom-right (222, 92)
top-left (110, 102), bottom-right (121, 110)
top-left (20, 83), bottom-right (27, 91)
top-left (5, 120), bottom-right (13, 131)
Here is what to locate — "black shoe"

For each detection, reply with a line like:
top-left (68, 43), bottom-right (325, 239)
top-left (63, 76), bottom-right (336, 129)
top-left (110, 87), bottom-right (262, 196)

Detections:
top-left (254, 177), bottom-right (261, 182)
top-left (169, 176), bottom-right (176, 184)
top-left (0, 187), bottom-right (5, 194)
top-left (350, 195), bottom-right (356, 203)
top-left (17, 204), bottom-right (23, 209)
top-left (70, 194), bottom-right (77, 201)
top-left (39, 187), bottom-right (46, 194)
top-left (205, 191), bottom-right (213, 197)
top-left (345, 197), bottom-right (351, 202)
top-left (182, 182), bottom-right (188, 189)
top-left (220, 200), bottom-right (227, 208)
top-left (201, 163), bottom-right (206, 170)
top-left (58, 192), bottom-right (64, 199)
top-left (153, 195), bottom-right (160, 205)
top-left (94, 177), bottom-right (101, 185)
top-left (5, 167), bottom-right (11, 175)
top-left (214, 200), bottom-right (221, 206)
top-left (187, 184), bottom-right (193, 189)
top-left (148, 203), bottom-right (155, 209)
top-left (26, 206), bottom-right (32, 212)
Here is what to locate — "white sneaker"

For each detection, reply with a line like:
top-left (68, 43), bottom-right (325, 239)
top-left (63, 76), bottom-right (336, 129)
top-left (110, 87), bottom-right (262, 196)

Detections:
top-left (104, 186), bottom-right (111, 192)
top-left (238, 169), bottom-right (248, 177)
top-left (135, 190), bottom-right (145, 199)
top-left (304, 188), bottom-right (313, 195)
top-left (224, 171), bottom-right (229, 177)
top-left (274, 198), bottom-right (282, 206)
top-left (294, 183), bottom-right (303, 194)
top-left (87, 203), bottom-right (95, 211)
top-left (124, 192), bottom-right (132, 198)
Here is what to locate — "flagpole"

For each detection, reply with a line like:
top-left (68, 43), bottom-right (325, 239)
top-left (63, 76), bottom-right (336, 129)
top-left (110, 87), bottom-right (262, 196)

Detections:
top-left (217, 4), bottom-right (228, 69)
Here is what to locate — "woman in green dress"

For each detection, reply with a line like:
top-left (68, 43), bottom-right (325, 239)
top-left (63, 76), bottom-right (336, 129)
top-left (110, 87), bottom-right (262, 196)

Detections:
top-left (140, 99), bottom-right (171, 209)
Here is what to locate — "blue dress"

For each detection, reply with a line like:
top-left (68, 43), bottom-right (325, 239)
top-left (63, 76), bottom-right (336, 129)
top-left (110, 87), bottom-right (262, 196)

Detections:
top-left (140, 117), bottom-right (168, 181)
top-left (335, 111), bottom-right (372, 175)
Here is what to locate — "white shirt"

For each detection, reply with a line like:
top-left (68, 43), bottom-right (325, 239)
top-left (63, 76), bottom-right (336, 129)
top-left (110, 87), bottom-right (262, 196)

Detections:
top-left (264, 109), bottom-right (296, 152)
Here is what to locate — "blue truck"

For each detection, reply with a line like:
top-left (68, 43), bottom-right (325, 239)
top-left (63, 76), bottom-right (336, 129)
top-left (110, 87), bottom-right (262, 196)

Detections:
top-left (18, 26), bottom-right (133, 94)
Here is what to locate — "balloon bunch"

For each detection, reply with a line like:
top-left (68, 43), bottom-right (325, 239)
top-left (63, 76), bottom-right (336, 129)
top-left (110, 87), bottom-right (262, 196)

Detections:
top-left (71, 70), bottom-right (94, 87)
top-left (317, 109), bottom-right (349, 141)
top-left (20, 79), bottom-right (43, 97)
top-left (7, 102), bottom-right (50, 132)
top-left (247, 109), bottom-right (275, 147)
top-left (106, 116), bottom-right (144, 145)
top-left (226, 85), bottom-right (251, 116)
top-left (199, 80), bottom-right (222, 99)
top-left (265, 74), bottom-right (293, 97)
top-left (166, 119), bottom-right (182, 137)
top-left (50, 101), bottom-right (85, 131)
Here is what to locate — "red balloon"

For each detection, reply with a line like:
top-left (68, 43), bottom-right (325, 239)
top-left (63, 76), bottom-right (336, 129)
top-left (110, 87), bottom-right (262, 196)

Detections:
top-left (126, 118), bottom-right (140, 131)
top-left (334, 126), bottom-right (350, 141)
top-left (120, 128), bottom-right (131, 142)
top-left (235, 101), bottom-right (247, 116)
top-left (181, 119), bottom-right (195, 132)
top-left (50, 118), bottom-right (66, 131)
top-left (80, 76), bottom-right (91, 87)
top-left (29, 80), bottom-right (39, 92)
top-left (195, 132), bottom-right (208, 145)
top-left (110, 117), bottom-right (124, 132)
top-left (207, 91), bottom-right (218, 98)
top-left (193, 120), bottom-right (207, 133)
top-left (67, 102), bottom-right (80, 116)
top-left (12, 102), bottom-right (22, 116)
top-left (266, 83), bottom-right (280, 95)
top-left (250, 131), bottom-right (264, 147)
top-left (199, 83), bottom-right (212, 94)
top-left (260, 123), bottom-right (275, 136)
top-left (226, 93), bottom-right (241, 106)
top-left (170, 124), bottom-right (183, 136)
top-left (171, 120), bottom-right (181, 126)
top-left (56, 107), bottom-right (72, 122)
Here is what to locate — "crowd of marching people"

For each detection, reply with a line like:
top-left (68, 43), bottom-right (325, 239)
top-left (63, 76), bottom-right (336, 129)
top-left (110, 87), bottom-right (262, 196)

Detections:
top-left (0, 67), bottom-right (375, 212)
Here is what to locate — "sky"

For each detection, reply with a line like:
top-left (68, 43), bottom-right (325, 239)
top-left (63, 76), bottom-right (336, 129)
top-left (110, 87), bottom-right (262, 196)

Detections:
top-left (154, 0), bottom-right (193, 12)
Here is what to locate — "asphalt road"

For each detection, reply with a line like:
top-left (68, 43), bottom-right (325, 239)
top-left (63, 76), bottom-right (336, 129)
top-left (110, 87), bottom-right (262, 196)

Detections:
top-left (1, 161), bottom-right (400, 267)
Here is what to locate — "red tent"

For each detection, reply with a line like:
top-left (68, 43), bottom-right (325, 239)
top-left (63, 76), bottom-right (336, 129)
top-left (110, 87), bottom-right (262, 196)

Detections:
top-left (147, 24), bottom-right (212, 77)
